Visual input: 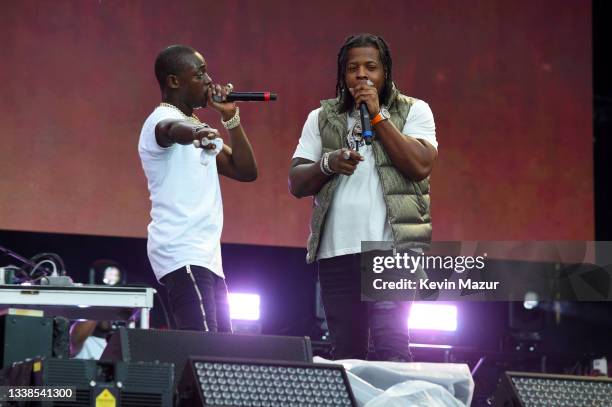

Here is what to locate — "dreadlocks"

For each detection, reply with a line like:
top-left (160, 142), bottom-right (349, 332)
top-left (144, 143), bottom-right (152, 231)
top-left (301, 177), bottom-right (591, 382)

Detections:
top-left (335, 33), bottom-right (395, 113)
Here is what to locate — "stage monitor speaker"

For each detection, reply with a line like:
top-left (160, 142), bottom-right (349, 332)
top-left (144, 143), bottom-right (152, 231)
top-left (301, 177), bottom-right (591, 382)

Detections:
top-left (2, 357), bottom-right (174, 406)
top-left (493, 371), bottom-right (612, 406)
top-left (101, 328), bottom-right (313, 386)
top-left (177, 356), bottom-right (357, 407)
top-left (0, 315), bottom-right (53, 368)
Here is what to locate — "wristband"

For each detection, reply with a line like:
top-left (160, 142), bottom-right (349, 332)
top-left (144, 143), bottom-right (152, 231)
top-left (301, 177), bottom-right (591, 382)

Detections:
top-left (370, 112), bottom-right (384, 126)
top-left (370, 107), bottom-right (390, 126)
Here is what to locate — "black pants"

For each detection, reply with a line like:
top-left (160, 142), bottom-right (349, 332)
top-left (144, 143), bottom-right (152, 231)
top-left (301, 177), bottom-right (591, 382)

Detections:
top-left (161, 265), bottom-right (232, 332)
top-left (318, 253), bottom-right (412, 361)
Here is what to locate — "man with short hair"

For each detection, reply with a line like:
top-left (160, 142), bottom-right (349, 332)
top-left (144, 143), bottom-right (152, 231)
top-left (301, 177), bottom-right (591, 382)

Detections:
top-left (289, 34), bottom-right (438, 361)
top-left (139, 45), bottom-right (258, 332)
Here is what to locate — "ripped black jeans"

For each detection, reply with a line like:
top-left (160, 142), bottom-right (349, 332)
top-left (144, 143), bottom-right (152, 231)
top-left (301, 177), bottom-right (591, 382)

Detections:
top-left (318, 253), bottom-right (412, 361)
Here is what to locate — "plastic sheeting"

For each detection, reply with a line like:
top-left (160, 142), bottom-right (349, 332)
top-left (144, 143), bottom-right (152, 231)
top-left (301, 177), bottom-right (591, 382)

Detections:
top-left (314, 357), bottom-right (474, 407)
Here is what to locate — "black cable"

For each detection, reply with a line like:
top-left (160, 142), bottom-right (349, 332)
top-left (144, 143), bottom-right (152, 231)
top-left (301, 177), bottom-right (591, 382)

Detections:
top-left (0, 245), bottom-right (59, 281)
top-left (30, 252), bottom-right (66, 276)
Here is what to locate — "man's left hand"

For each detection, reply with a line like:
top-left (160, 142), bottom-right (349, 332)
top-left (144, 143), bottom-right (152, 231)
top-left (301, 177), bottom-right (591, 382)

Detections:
top-left (349, 81), bottom-right (380, 116)
top-left (207, 83), bottom-right (238, 121)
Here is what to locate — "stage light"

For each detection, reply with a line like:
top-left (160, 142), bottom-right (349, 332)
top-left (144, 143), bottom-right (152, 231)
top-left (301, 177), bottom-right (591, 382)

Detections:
top-left (408, 303), bottom-right (457, 331)
top-left (178, 357), bottom-right (357, 407)
top-left (228, 293), bottom-right (260, 321)
top-left (495, 371), bottom-right (612, 406)
top-left (523, 291), bottom-right (539, 310)
top-left (410, 343), bottom-right (453, 349)
top-left (89, 259), bottom-right (126, 286)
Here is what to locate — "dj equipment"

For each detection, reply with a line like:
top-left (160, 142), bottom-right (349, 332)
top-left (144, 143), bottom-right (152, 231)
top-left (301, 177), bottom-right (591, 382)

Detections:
top-left (494, 371), bottom-right (612, 406)
top-left (0, 284), bottom-right (155, 328)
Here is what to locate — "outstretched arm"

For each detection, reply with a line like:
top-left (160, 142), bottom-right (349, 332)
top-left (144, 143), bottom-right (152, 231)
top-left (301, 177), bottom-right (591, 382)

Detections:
top-left (154, 84), bottom-right (258, 182)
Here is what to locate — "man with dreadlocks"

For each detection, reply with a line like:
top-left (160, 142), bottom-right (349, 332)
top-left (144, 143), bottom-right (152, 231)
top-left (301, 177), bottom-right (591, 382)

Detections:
top-left (289, 33), bottom-right (437, 361)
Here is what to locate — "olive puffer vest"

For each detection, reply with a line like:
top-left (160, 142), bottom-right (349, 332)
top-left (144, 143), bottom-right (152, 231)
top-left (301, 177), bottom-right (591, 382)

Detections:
top-left (306, 89), bottom-right (432, 263)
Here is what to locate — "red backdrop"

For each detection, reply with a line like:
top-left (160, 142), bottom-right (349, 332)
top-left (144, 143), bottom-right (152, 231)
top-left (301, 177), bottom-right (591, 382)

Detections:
top-left (0, 0), bottom-right (593, 247)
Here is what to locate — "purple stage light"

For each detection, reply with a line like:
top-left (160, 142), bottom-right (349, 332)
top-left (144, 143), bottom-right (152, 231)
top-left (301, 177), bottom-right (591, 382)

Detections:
top-left (410, 343), bottom-right (453, 349)
top-left (228, 293), bottom-right (260, 321)
top-left (409, 303), bottom-right (457, 332)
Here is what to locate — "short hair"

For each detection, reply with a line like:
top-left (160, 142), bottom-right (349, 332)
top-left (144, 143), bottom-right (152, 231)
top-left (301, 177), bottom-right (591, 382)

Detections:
top-left (335, 33), bottom-right (394, 113)
top-left (154, 44), bottom-right (197, 90)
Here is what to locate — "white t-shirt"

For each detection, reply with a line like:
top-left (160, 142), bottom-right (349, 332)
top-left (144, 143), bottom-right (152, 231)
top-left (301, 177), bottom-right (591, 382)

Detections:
top-left (138, 106), bottom-right (224, 281)
top-left (73, 336), bottom-right (106, 360)
top-left (293, 100), bottom-right (437, 260)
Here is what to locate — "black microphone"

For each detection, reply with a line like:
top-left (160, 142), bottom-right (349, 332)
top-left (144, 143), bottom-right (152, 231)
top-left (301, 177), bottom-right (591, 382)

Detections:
top-left (360, 103), bottom-right (373, 145)
top-left (213, 92), bottom-right (277, 102)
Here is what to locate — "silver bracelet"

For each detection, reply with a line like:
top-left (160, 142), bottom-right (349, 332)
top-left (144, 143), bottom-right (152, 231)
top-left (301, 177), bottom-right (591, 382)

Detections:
top-left (319, 160), bottom-right (330, 176)
top-left (320, 152), bottom-right (334, 176)
top-left (324, 152), bottom-right (334, 174)
top-left (221, 107), bottom-right (240, 129)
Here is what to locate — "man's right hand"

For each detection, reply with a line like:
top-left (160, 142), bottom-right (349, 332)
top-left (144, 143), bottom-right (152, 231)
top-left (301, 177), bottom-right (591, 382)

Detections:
top-left (328, 148), bottom-right (364, 175)
top-left (207, 84), bottom-right (238, 121)
top-left (193, 125), bottom-right (220, 150)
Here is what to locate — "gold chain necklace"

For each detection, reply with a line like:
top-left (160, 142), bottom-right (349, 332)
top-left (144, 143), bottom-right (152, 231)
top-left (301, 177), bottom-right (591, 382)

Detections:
top-left (159, 102), bottom-right (201, 123)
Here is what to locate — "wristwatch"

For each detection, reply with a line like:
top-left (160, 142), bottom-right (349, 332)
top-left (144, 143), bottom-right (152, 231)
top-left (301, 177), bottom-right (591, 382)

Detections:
top-left (371, 107), bottom-right (390, 125)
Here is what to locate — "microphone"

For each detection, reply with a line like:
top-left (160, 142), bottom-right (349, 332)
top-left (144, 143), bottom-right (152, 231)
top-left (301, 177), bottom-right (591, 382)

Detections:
top-left (213, 92), bottom-right (277, 102)
top-left (360, 103), bottom-right (373, 145)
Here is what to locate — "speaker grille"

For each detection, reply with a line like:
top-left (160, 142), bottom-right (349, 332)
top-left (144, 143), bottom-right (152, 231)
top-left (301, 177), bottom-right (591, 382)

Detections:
top-left (121, 391), bottom-right (164, 407)
top-left (44, 359), bottom-right (93, 386)
top-left (52, 389), bottom-right (91, 407)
